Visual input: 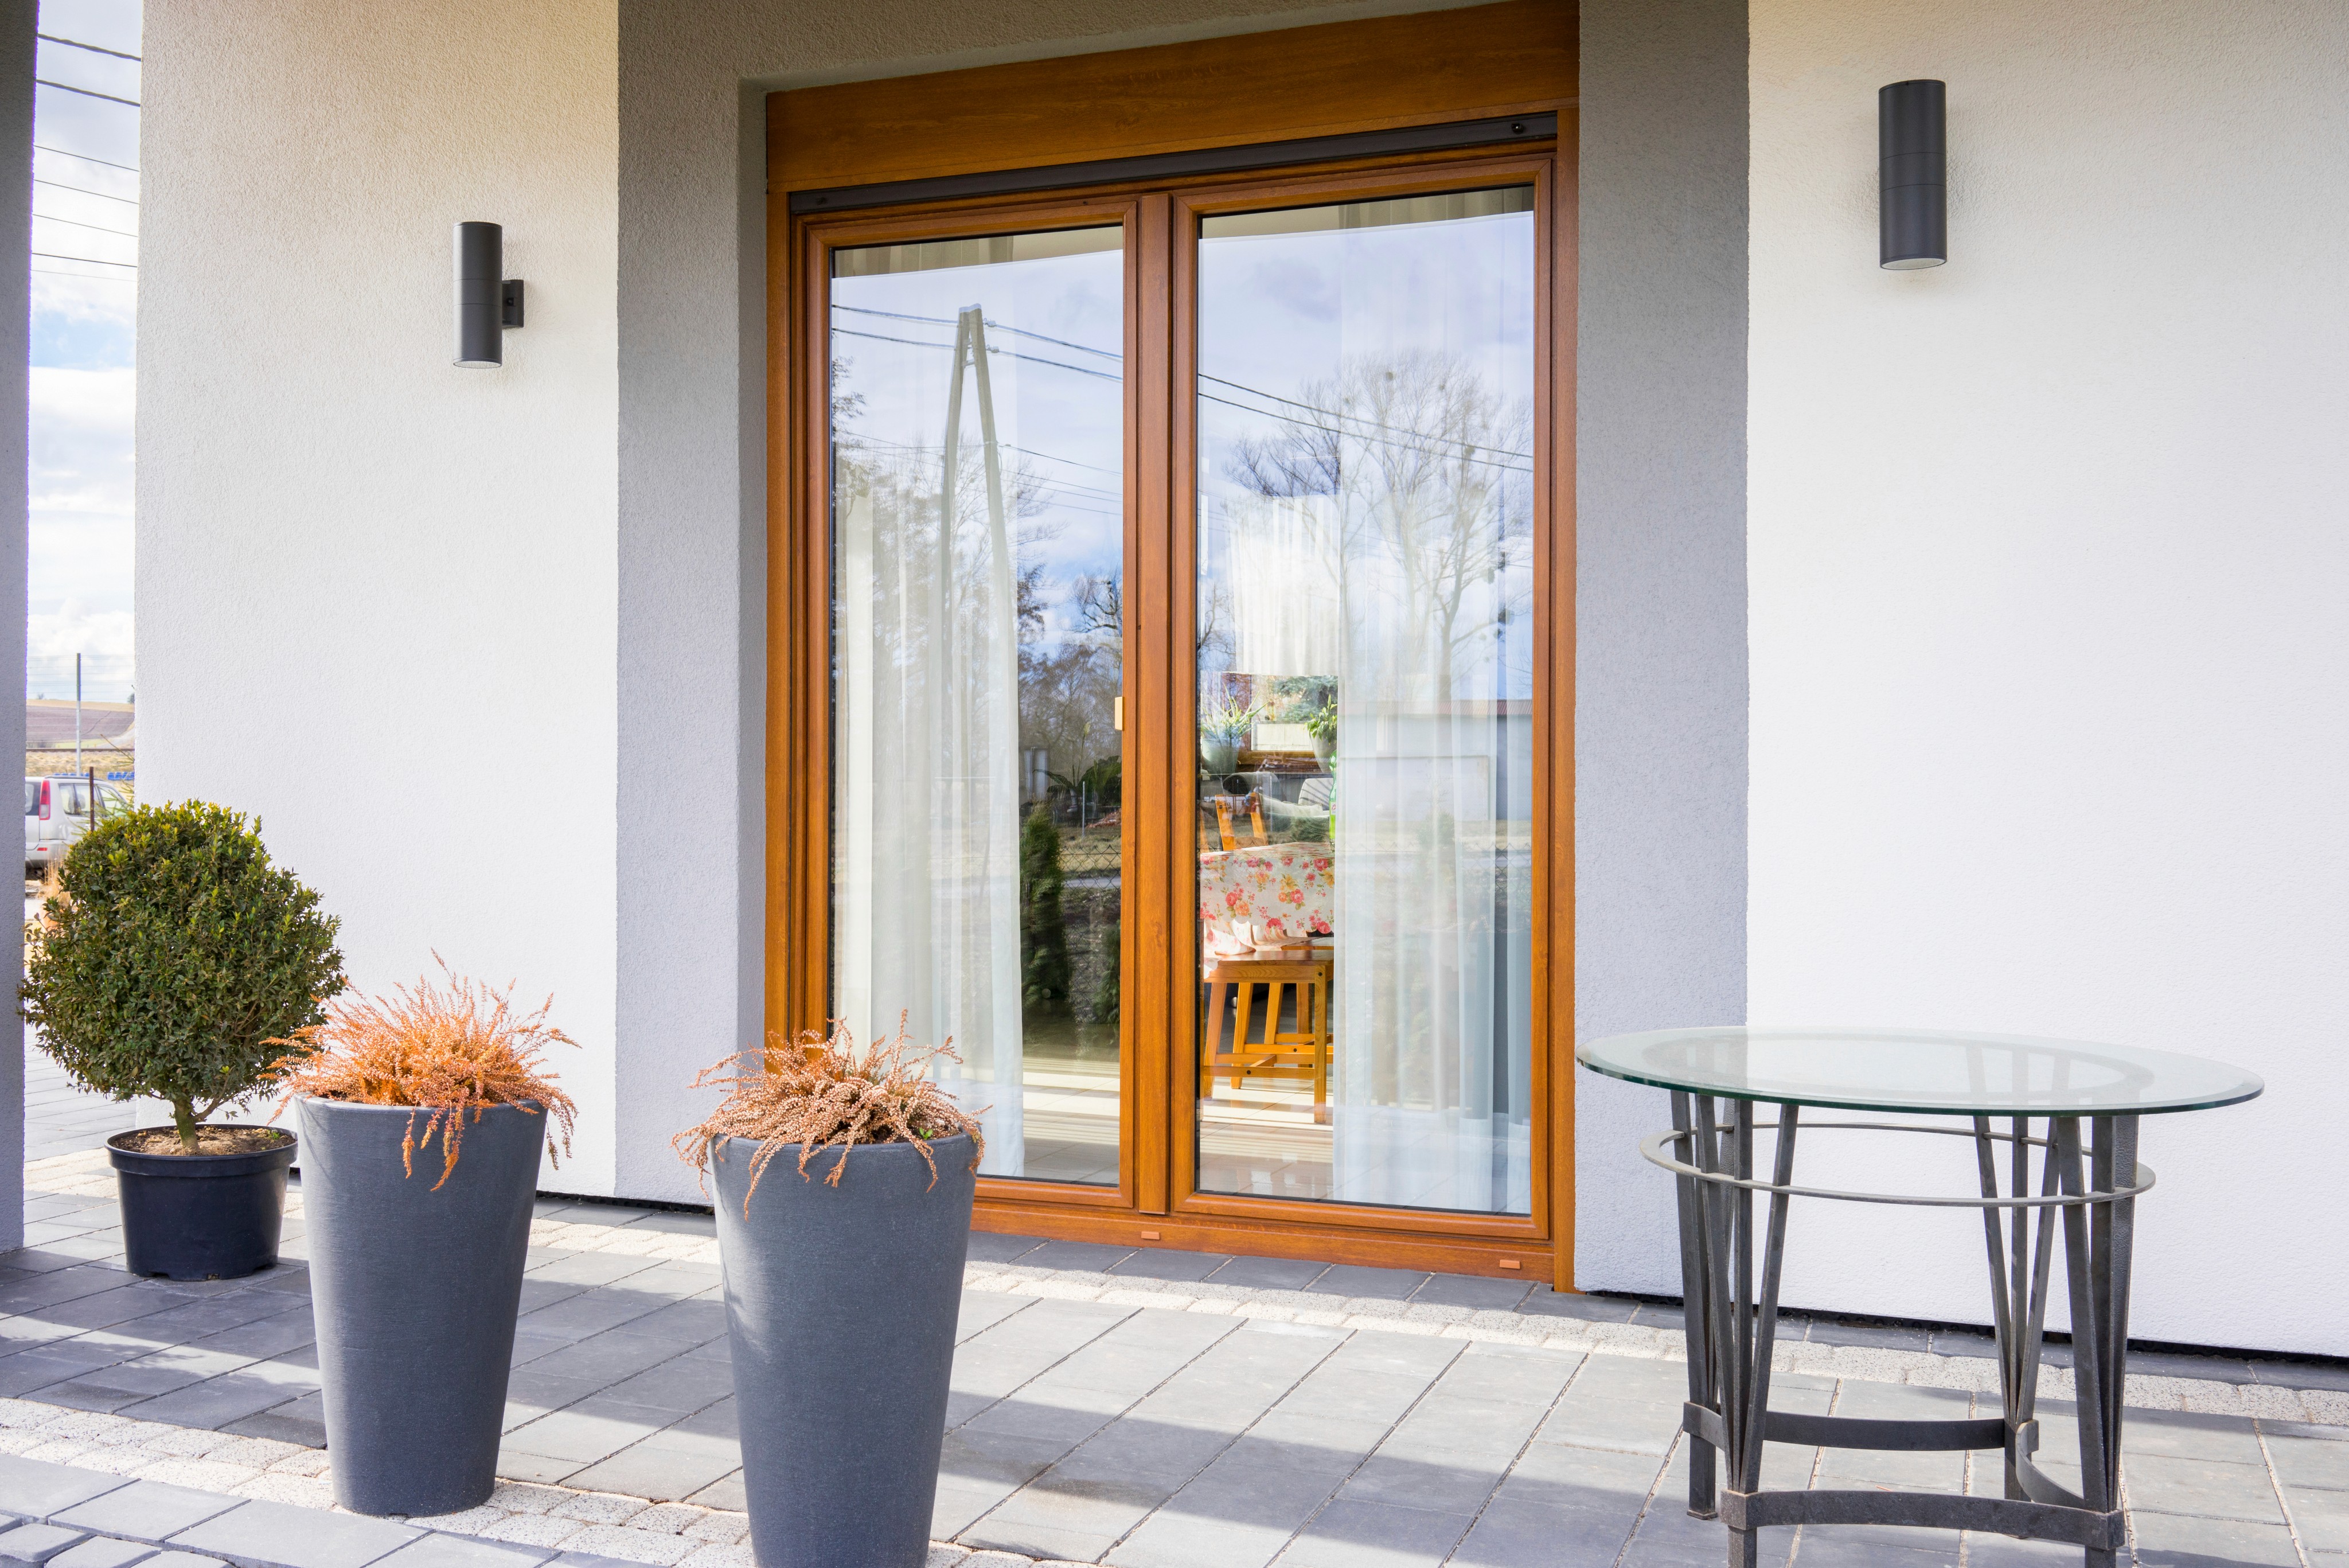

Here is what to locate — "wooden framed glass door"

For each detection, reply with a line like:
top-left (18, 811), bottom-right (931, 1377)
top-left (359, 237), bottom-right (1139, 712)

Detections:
top-left (767, 2), bottom-right (1575, 1284)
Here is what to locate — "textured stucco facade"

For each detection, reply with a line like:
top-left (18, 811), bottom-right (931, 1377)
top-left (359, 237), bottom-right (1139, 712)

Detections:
top-left (125, 0), bottom-right (2344, 1354)
top-left (1746, 0), bottom-right (2349, 1355)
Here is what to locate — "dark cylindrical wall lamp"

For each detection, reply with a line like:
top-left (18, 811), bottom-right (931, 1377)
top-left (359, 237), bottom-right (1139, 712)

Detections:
top-left (1879, 79), bottom-right (1946, 270)
top-left (454, 222), bottom-right (525, 367)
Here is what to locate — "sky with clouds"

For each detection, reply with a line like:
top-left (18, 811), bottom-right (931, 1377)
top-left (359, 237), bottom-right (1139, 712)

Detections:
top-left (28, 0), bottom-right (138, 703)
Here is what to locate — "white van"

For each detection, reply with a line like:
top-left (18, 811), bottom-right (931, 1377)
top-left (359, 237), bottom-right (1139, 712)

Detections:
top-left (26, 775), bottom-right (128, 876)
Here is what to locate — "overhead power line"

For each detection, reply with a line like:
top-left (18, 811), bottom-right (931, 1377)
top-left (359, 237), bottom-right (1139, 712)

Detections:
top-left (38, 33), bottom-right (142, 62)
top-left (33, 212), bottom-right (138, 240)
top-left (36, 145), bottom-right (139, 174)
top-left (36, 178), bottom-right (137, 205)
top-left (37, 79), bottom-right (139, 108)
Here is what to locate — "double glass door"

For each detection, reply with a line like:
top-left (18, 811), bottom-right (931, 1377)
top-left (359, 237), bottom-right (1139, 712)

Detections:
top-left (809, 150), bottom-right (1555, 1251)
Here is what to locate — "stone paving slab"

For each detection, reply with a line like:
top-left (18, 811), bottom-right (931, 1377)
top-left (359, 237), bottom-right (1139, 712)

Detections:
top-left (9, 1149), bottom-right (2349, 1565)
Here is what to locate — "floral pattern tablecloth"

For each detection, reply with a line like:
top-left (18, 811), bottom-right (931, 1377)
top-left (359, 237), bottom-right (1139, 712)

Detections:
top-left (1199, 845), bottom-right (1336, 943)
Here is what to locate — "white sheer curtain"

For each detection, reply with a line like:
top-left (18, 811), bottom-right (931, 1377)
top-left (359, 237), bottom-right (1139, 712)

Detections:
top-left (832, 311), bottom-right (1026, 1174)
top-left (1321, 380), bottom-right (1533, 1214)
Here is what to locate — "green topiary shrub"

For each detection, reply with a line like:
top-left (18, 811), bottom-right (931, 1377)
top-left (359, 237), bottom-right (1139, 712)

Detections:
top-left (19, 802), bottom-right (347, 1152)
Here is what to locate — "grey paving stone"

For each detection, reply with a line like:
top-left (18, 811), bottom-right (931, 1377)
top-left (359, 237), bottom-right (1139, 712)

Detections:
top-left (1449, 1495), bottom-right (1632, 1568)
top-left (55, 1481), bottom-right (243, 1542)
top-left (593, 1352), bottom-right (734, 1416)
top-left (1925, 1327), bottom-right (1997, 1360)
top-left (170, 1501), bottom-right (420, 1568)
top-left (136, 1553), bottom-right (227, 1568)
top-left (617, 1210), bottom-right (716, 1237)
top-left (2289, 1481), bottom-right (2349, 1554)
top-left (2268, 1432), bottom-right (2349, 1492)
top-left (2252, 1356), bottom-right (2349, 1393)
top-left (1105, 1250), bottom-right (1230, 1283)
top-left (500, 1397), bottom-right (678, 1465)
top-left (370, 1535), bottom-right (554, 1568)
top-left (1301, 1265), bottom-right (1427, 1301)
top-left (1192, 1257), bottom-right (1320, 1293)
top-left (118, 1364), bottom-right (317, 1430)
top-left (1020, 1242), bottom-right (1135, 1273)
top-left (0, 1341), bottom-right (137, 1397)
top-left (516, 1330), bottom-right (692, 1386)
top-left (1276, 1497), bottom-right (1473, 1566)
top-left (610, 1299), bottom-right (724, 1344)
top-left (186, 1310), bottom-right (314, 1361)
top-left (965, 1234), bottom-right (1048, 1265)
top-left (2124, 1452), bottom-right (2285, 1523)
top-left (221, 1392), bottom-right (326, 1449)
top-left (46, 1540), bottom-right (158, 1568)
top-left (0, 1456), bottom-right (129, 1518)
top-left (511, 1291), bottom-right (669, 1342)
top-left (1410, 1274), bottom-right (1532, 1310)
top-left (0, 1525), bottom-right (89, 1566)
top-left (560, 1427), bottom-right (743, 1503)
top-left (1802, 1316), bottom-right (1932, 1353)
top-left (1517, 1288), bottom-right (1637, 1323)
top-left (2126, 1349), bottom-right (2257, 1385)
top-left (2129, 1509), bottom-right (2303, 1566)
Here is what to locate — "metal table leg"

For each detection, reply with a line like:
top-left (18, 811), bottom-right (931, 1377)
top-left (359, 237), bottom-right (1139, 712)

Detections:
top-left (1660, 1107), bottom-right (2141, 1567)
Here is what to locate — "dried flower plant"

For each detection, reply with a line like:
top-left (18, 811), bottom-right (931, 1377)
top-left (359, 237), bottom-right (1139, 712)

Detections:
top-left (673, 1014), bottom-right (984, 1212)
top-left (266, 959), bottom-right (578, 1190)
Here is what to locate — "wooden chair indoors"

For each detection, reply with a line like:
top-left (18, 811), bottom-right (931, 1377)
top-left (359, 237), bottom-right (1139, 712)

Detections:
top-left (1208, 793), bottom-right (1267, 851)
top-left (1199, 957), bottom-right (1333, 1123)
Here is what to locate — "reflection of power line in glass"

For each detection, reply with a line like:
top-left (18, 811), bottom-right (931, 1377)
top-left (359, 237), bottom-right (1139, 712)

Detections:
top-left (833, 303), bottom-right (1529, 471)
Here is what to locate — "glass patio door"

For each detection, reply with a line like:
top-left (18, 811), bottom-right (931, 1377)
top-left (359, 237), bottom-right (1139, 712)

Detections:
top-left (1190, 188), bottom-right (1538, 1215)
top-left (828, 225), bottom-right (1127, 1186)
top-left (799, 147), bottom-right (1559, 1262)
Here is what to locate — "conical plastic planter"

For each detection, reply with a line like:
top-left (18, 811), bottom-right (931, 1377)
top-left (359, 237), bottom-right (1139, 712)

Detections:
top-left (714, 1133), bottom-right (976, 1568)
top-left (300, 1098), bottom-right (545, 1516)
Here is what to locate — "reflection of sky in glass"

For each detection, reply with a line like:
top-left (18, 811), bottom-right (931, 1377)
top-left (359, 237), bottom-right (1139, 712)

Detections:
top-left (1197, 196), bottom-right (1536, 701)
top-left (829, 239), bottom-right (1123, 653)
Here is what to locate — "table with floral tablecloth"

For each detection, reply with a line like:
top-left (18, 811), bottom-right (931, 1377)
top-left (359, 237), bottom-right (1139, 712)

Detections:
top-left (1197, 845), bottom-right (1335, 945)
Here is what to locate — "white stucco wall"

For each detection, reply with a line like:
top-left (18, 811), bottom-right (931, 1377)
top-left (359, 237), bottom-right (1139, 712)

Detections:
top-left (140, 2), bottom-right (623, 1186)
top-left (1749, 0), bottom-right (2349, 1354)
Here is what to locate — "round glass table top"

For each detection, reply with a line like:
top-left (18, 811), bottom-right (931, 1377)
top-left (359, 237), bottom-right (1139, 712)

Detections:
top-left (1577, 1028), bottom-right (2263, 1117)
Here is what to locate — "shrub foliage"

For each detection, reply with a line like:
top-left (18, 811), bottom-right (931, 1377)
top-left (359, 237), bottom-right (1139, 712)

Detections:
top-left (20, 802), bottom-right (346, 1152)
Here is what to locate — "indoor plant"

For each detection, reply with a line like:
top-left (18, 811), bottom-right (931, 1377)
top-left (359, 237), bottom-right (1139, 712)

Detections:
top-left (1199, 697), bottom-right (1260, 775)
top-left (268, 966), bottom-right (576, 1517)
top-left (676, 1019), bottom-right (982, 1568)
top-left (19, 801), bottom-right (344, 1280)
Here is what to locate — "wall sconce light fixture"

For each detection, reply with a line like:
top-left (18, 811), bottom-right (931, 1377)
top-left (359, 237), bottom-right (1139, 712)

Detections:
top-left (454, 221), bottom-right (525, 367)
top-left (1879, 79), bottom-right (1946, 270)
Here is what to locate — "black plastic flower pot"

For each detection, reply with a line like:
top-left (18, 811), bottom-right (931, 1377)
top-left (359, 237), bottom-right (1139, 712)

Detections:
top-left (106, 1128), bottom-right (297, 1281)
top-left (299, 1097), bottom-right (545, 1516)
top-left (714, 1132), bottom-right (976, 1568)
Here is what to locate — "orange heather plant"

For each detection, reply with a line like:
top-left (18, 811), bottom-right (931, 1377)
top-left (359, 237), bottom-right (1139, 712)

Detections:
top-left (674, 1014), bottom-right (984, 1212)
top-left (267, 961), bottom-right (579, 1190)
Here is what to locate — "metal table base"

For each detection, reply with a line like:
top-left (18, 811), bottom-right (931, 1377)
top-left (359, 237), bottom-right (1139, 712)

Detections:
top-left (1662, 1094), bottom-right (2145, 1567)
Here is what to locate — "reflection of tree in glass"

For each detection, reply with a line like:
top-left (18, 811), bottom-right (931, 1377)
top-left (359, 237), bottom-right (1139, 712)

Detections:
top-left (1222, 349), bottom-right (1532, 699)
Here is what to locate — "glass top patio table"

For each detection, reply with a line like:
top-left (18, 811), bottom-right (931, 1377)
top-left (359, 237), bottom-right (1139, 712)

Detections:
top-left (1577, 1027), bottom-right (2263, 1118)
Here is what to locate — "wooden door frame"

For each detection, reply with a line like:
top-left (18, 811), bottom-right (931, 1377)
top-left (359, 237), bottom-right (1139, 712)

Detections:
top-left (764, 5), bottom-right (1579, 1288)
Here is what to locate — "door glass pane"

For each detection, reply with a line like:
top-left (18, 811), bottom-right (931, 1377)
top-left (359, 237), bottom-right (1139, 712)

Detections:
top-left (1194, 188), bottom-right (1535, 1214)
top-left (830, 226), bottom-right (1125, 1185)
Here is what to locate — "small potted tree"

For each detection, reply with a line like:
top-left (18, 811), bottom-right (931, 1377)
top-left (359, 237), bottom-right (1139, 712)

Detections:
top-left (268, 966), bottom-right (576, 1517)
top-left (19, 802), bottom-right (344, 1281)
top-left (676, 1019), bottom-right (981, 1568)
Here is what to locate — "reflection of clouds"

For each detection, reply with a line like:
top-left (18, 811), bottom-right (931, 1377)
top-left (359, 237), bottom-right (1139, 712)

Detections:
top-left (1250, 257), bottom-right (1339, 322)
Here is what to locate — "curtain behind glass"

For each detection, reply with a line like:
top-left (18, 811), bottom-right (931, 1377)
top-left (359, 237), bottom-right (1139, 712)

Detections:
top-left (1197, 188), bottom-right (1535, 1212)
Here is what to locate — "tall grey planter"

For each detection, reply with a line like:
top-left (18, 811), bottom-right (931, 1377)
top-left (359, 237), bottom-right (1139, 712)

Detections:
top-left (714, 1133), bottom-right (976, 1568)
top-left (300, 1098), bottom-right (545, 1516)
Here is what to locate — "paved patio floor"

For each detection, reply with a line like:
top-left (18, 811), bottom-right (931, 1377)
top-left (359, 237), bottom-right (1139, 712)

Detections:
top-left (3, 1140), bottom-right (2346, 1566)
